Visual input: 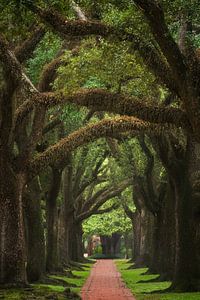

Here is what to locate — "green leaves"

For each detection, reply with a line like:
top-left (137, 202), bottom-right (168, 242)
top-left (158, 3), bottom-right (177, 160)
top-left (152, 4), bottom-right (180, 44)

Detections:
top-left (26, 32), bottom-right (61, 85)
top-left (83, 206), bottom-right (132, 237)
top-left (55, 37), bottom-right (157, 98)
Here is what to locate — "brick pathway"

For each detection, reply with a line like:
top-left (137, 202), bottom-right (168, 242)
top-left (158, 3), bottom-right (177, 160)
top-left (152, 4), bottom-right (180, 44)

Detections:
top-left (81, 259), bottom-right (136, 300)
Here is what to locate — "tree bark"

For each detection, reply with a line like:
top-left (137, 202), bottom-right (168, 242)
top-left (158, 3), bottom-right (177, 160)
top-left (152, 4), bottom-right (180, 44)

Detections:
top-left (149, 180), bottom-right (175, 279)
top-left (46, 168), bottom-right (62, 273)
top-left (171, 164), bottom-right (199, 291)
top-left (73, 222), bottom-right (84, 262)
top-left (58, 161), bottom-right (73, 266)
top-left (0, 156), bottom-right (27, 285)
top-left (133, 209), bottom-right (154, 268)
top-left (24, 179), bottom-right (45, 282)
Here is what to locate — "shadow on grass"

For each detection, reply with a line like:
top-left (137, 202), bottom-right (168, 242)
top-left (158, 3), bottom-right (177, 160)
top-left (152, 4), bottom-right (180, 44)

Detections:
top-left (115, 260), bottom-right (200, 300)
top-left (0, 262), bottom-right (94, 300)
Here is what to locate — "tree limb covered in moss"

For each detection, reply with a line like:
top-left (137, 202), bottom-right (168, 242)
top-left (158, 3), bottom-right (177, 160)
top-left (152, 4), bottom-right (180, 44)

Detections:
top-left (131, 43), bottom-right (178, 94)
top-left (14, 89), bottom-right (190, 131)
top-left (27, 116), bottom-right (164, 179)
top-left (14, 26), bottom-right (46, 64)
top-left (65, 89), bottom-right (190, 128)
top-left (38, 56), bottom-right (63, 92)
top-left (25, 3), bottom-right (131, 40)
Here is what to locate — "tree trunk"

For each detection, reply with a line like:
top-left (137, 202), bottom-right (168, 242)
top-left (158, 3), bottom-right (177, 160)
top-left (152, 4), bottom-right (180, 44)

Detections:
top-left (111, 233), bottom-right (121, 256)
top-left (133, 210), bottom-right (141, 263)
top-left (171, 167), bottom-right (199, 291)
top-left (24, 179), bottom-right (45, 282)
top-left (67, 217), bottom-right (77, 262)
top-left (0, 158), bottom-right (27, 285)
top-left (100, 236), bottom-right (112, 256)
top-left (73, 222), bottom-right (84, 262)
top-left (124, 233), bottom-right (130, 259)
top-left (46, 168), bottom-right (62, 273)
top-left (133, 209), bottom-right (154, 268)
top-left (149, 180), bottom-right (175, 279)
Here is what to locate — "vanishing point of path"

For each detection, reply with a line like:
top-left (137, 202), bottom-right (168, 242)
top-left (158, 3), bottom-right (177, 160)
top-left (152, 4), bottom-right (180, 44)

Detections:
top-left (81, 260), bottom-right (136, 300)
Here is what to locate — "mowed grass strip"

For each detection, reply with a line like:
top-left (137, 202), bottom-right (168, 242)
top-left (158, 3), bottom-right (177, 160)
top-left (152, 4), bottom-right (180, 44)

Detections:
top-left (115, 260), bottom-right (200, 300)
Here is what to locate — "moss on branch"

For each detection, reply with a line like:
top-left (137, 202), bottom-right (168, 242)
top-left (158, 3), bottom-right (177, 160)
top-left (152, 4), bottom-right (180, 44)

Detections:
top-left (15, 89), bottom-right (190, 131)
top-left (14, 26), bottom-right (45, 64)
top-left (28, 116), bottom-right (165, 179)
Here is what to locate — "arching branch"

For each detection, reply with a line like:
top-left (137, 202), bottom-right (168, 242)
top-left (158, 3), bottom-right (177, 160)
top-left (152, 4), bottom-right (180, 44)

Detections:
top-left (14, 26), bottom-right (45, 64)
top-left (74, 154), bottom-right (107, 200)
top-left (27, 116), bottom-right (163, 179)
top-left (66, 89), bottom-right (190, 128)
top-left (75, 179), bottom-right (131, 222)
top-left (15, 89), bottom-right (190, 130)
top-left (133, 43), bottom-right (178, 94)
top-left (94, 203), bottom-right (120, 215)
top-left (24, 3), bottom-right (130, 40)
top-left (132, 0), bottom-right (187, 91)
top-left (38, 56), bottom-right (63, 92)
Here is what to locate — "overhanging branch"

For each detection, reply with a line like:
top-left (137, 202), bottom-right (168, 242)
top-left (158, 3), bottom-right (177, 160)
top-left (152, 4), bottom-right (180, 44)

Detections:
top-left (27, 116), bottom-right (163, 179)
top-left (14, 26), bottom-right (45, 63)
top-left (14, 89), bottom-right (190, 130)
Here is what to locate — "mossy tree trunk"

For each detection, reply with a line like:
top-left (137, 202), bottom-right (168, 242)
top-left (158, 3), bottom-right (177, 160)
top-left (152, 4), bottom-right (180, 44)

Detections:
top-left (0, 156), bottom-right (27, 285)
top-left (46, 168), bottom-right (62, 273)
top-left (156, 136), bottom-right (199, 290)
top-left (74, 223), bottom-right (83, 261)
top-left (132, 208), bottom-right (154, 268)
top-left (24, 178), bottom-right (45, 282)
top-left (58, 160), bottom-right (74, 266)
top-left (171, 163), bottom-right (199, 291)
top-left (149, 182), bottom-right (175, 279)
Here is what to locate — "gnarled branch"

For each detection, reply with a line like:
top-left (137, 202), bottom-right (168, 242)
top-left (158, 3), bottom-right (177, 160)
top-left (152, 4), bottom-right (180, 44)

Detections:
top-left (27, 116), bottom-right (163, 179)
top-left (15, 89), bottom-right (190, 131)
top-left (14, 26), bottom-right (45, 63)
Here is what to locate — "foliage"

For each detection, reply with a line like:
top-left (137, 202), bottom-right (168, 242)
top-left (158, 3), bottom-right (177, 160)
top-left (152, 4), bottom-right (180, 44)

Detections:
top-left (26, 32), bottom-right (61, 85)
top-left (83, 206), bottom-right (132, 237)
top-left (54, 38), bottom-right (158, 98)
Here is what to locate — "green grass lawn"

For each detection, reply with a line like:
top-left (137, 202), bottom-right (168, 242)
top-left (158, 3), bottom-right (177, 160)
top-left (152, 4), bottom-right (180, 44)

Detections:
top-left (0, 262), bottom-right (94, 299)
top-left (115, 260), bottom-right (200, 300)
top-left (51, 262), bottom-right (93, 294)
